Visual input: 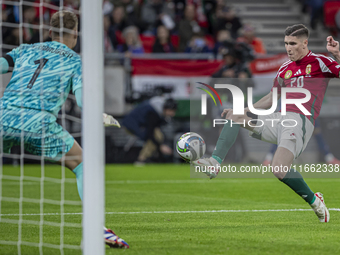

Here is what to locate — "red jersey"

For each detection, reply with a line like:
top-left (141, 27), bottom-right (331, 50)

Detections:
top-left (272, 51), bottom-right (340, 124)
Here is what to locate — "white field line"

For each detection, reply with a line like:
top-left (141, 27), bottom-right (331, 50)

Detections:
top-left (3, 178), bottom-right (340, 186)
top-left (0, 179), bottom-right (263, 186)
top-left (105, 179), bottom-right (340, 184)
top-left (1, 208), bottom-right (340, 217)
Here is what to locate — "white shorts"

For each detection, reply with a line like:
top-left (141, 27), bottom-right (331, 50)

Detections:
top-left (249, 112), bottom-right (314, 159)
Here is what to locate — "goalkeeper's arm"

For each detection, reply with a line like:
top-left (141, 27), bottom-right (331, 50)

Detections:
top-left (74, 88), bottom-right (120, 128)
top-left (74, 88), bottom-right (82, 108)
top-left (0, 55), bottom-right (14, 74)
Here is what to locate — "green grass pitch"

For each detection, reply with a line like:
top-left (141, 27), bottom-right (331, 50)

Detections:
top-left (0, 164), bottom-right (340, 255)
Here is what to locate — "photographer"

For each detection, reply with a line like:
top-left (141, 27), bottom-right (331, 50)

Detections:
top-left (122, 96), bottom-right (177, 165)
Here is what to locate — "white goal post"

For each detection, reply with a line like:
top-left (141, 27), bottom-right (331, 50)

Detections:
top-left (82, 0), bottom-right (105, 254)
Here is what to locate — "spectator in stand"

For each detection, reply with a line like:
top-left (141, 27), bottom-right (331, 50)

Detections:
top-left (175, 1), bottom-right (210, 32)
top-left (237, 24), bottom-right (266, 54)
top-left (212, 47), bottom-right (251, 79)
top-left (111, 5), bottom-right (129, 45)
top-left (174, 0), bottom-right (186, 23)
top-left (111, 5), bottom-right (129, 33)
top-left (185, 32), bottom-right (211, 53)
top-left (30, 28), bottom-right (51, 44)
top-left (34, 0), bottom-right (58, 25)
top-left (178, 4), bottom-right (201, 52)
top-left (63, 0), bottom-right (80, 11)
top-left (2, 3), bottom-right (16, 24)
top-left (103, 15), bottom-right (117, 53)
top-left (306, 0), bottom-right (324, 30)
top-left (213, 29), bottom-right (233, 57)
top-left (103, 0), bottom-right (114, 16)
top-left (112, 0), bottom-right (144, 32)
top-left (215, 0), bottom-right (225, 12)
top-left (2, 6), bottom-right (13, 49)
top-left (141, 0), bottom-right (175, 35)
top-left (203, 0), bottom-right (218, 35)
top-left (118, 26), bottom-right (144, 56)
top-left (152, 25), bottom-right (176, 53)
top-left (22, 6), bottom-right (39, 43)
top-left (190, 0), bottom-right (209, 31)
top-left (3, 28), bottom-right (20, 48)
top-left (336, 9), bottom-right (340, 34)
top-left (112, 0), bottom-right (140, 17)
top-left (214, 6), bottom-right (242, 39)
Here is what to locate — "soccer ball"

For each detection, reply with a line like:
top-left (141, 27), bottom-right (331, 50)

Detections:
top-left (176, 132), bottom-right (206, 162)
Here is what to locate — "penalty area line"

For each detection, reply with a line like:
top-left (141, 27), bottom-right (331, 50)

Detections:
top-left (1, 208), bottom-right (340, 217)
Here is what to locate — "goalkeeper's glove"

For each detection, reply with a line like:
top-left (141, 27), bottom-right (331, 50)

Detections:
top-left (103, 113), bottom-right (121, 128)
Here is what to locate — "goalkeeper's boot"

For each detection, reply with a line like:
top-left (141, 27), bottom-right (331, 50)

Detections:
top-left (104, 228), bottom-right (129, 248)
top-left (310, 192), bottom-right (330, 223)
top-left (192, 157), bottom-right (220, 179)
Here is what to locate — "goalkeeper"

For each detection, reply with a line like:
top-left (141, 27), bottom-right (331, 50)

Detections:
top-left (0, 10), bottom-right (128, 248)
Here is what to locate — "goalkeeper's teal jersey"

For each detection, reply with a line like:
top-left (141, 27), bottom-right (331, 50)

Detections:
top-left (0, 41), bottom-right (82, 131)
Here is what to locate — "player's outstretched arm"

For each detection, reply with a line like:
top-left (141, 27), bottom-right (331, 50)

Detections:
top-left (327, 36), bottom-right (340, 63)
top-left (74, 88), bottom-right (120, 128)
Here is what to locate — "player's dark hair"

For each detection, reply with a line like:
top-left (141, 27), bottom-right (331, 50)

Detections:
top-left (163, 98), bottom-right (177, 110)
top-left (284, 24), bottom-right (309, 38)
top-left (50, 10), bottom-right (78, 37)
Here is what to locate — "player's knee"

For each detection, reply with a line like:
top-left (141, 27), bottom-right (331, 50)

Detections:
top-left (271, 158), bottom-right (289, 179)
top-left (66, 159), bottom-right (82, 171)
top-left (75, 158), bottom-right (82, 168)
top-left (271, 166), bottom-right (286, 180)
top-left (271, 159), bottom-right (291, 180)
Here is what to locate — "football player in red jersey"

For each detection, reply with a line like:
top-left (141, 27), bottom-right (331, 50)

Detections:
top-left (193, 24), bottom-right (340, 223)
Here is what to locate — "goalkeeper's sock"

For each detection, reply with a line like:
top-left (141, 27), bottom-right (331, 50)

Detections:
top-left (212, 123), bottom-right (240, 164)
top-left (72, 162), bottom-right (83, 201)
top-left (280, 169), bottom-right (316, 204)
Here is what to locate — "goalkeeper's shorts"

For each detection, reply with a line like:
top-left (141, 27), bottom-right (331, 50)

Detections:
top-left (0, 122), bottom-right (74, 161)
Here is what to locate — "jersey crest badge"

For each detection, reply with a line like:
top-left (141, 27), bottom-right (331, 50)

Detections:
top-left (306, 64), bottom-right (312, 74)
top-left (285, 70), bottom-right (292, 79)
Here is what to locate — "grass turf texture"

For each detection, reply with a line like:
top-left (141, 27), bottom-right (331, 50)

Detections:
top-left (0, 164), bottom-right (340, 255)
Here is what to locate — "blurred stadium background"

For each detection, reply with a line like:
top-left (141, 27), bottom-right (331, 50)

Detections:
top-left (1, 0), bottom-right (340, 165)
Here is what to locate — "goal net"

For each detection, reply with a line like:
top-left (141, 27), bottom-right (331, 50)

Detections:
top-left (0, 0), bottom-right (104, 254)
